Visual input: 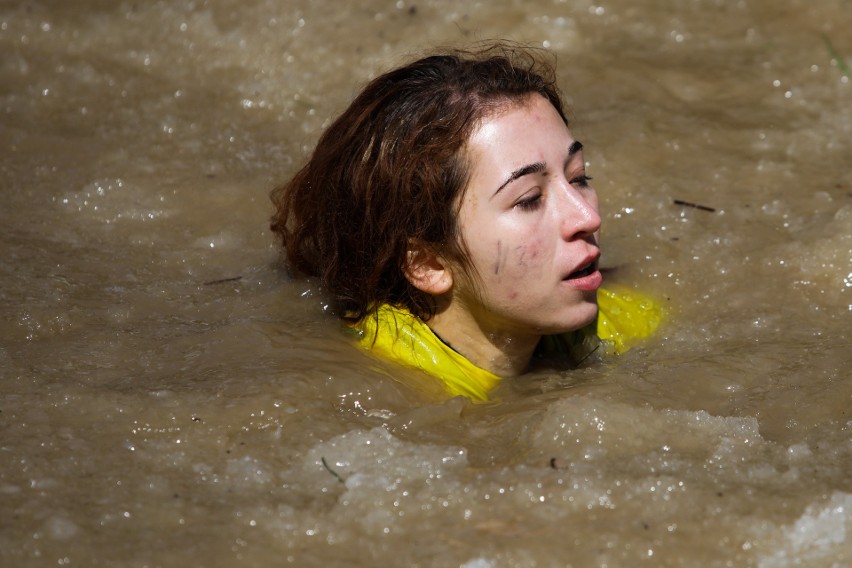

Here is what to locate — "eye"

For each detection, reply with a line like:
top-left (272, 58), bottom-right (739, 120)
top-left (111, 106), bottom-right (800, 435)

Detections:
top-left (570, 174), bottom-right (593, 188)
top-left (514, 192), bottom-right (543, 211)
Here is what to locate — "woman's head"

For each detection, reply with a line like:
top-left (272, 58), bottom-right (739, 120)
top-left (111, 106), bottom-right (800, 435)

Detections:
top-left (270, 43), bottom-right (569, 323)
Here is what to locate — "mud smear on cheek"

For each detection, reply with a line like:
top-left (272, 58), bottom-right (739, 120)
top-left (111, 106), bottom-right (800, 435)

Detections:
top-left (515, 245), bottom-right (528, 267)
top-left (493, 239), bottom-right (509, 275)
top-left (515, 242), bottom-right (543, 280)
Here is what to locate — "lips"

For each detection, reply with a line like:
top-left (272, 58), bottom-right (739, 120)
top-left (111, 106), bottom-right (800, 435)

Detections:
top-left (560, 251), bottom-right (603, 291)
top-left (565, 260), bottom-right (598, 280)
top-left (563, 254), bottom-right (600, 281)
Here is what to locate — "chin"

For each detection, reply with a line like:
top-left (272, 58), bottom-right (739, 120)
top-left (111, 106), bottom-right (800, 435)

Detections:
top-left (570, 298), bottom-right (599, 329)
top-left (540, 302), bottom-right (598, 335)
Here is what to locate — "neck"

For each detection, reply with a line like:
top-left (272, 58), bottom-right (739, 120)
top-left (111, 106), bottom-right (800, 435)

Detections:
top-left (426, 307), bottom-right (541, 378)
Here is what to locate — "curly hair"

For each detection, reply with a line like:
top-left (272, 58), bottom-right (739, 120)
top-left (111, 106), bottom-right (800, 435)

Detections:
top-left (270, 42), bottom-right (568, 323)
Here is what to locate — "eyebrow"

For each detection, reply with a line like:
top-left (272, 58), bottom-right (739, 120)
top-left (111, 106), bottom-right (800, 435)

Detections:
top-left (493, 140), bottom-right (584, 196)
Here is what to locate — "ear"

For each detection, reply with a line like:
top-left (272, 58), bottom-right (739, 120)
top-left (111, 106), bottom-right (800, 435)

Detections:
top-left (403, 241), bottom-right (453, 296)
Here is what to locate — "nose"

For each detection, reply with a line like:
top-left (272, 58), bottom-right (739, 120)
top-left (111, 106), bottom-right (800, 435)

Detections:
top-left (558, 184), bottom-right (601, 241)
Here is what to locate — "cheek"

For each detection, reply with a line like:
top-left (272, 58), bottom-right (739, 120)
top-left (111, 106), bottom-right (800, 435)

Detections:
top-left (489, 239), bottom-right (544, 278)
top-left (509, 239), bottom-right (545, 273)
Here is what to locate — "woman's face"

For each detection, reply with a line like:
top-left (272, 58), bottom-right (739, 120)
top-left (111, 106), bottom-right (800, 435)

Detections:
top-left (450, 94), bottom-right (602, 339)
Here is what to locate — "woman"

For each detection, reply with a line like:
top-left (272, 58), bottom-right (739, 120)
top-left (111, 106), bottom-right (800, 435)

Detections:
top-left (271, 43), bottom-right (662, 400)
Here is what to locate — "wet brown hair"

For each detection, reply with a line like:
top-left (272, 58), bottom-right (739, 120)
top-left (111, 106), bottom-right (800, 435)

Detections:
top-left (270, 43), bottom-right (568, 323)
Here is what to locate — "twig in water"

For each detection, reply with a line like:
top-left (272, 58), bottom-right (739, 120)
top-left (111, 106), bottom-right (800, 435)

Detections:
top-left (576, 342), bottom-right (600, 366)
top-left (321, 457), bottom-right (345, 484)
top-left (822, 34), bottom-right (850, 78)
top-left (674, 199), bottom-right (716, 213)
top-left (203, 276), bottom-right (243, 285)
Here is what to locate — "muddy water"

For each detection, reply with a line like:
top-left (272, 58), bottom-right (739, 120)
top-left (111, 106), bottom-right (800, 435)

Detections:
top-left (1, 0), bottom-right (850, 566)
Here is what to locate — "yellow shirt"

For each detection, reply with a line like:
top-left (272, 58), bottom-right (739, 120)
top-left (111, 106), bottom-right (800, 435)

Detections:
top-left (353, 286), bottom-right (665, 401)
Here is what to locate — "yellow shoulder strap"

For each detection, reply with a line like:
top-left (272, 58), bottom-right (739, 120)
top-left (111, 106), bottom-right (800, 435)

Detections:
top-left (354, 305), bottom-right (499, 401)
top-left (596, 285), bottom-right (665, 354)
top-left (352, 287), bottom-right (665, 401)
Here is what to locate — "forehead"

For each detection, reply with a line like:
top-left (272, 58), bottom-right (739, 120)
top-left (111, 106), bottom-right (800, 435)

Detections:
top-left (464, 94), bottom-right (571, 168)
top-left (472, 94), bottom-right (541, 137)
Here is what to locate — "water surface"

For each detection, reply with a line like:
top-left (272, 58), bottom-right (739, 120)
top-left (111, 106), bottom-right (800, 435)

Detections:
top-left (1, 0), bottom-right (850, 565)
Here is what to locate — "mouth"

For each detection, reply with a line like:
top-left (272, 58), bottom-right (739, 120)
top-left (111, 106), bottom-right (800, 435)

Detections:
top-left (563, 257), bottom-right (599, 281)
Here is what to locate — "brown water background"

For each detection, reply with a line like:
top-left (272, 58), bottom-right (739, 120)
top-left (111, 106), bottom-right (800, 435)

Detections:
top-left (1, 0), bottom-right (851, 566)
